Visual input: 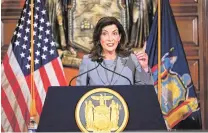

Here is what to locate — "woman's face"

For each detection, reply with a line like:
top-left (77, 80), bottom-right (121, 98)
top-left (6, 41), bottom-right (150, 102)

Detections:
top-left (100, 24), bottom-right (121, 54)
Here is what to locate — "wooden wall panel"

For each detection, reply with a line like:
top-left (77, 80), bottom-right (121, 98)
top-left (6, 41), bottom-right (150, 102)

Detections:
top-left (171, 2), bottom-right (200, 96)
top-left (188, 60), bottom-right (199, 91)
top-left (2, 20), bottom-right (18, 45)
top-left (204, 0), bottom-right (208, 129)
top-left (200, 0), bottom-right (208, 129)
top-left (1, 0), bottom-right (23, 60)
top-left (175, 17), bottom-right (198, 46)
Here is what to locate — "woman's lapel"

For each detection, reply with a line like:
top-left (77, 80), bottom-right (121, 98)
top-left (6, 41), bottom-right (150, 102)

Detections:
top-left (111, 56), bottom-right (127, 85)
top-left (95, 61), bottom-right (108, 85)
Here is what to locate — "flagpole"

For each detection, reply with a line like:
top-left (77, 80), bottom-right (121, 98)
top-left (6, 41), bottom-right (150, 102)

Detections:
top-left (30, 0), bottom-right (37, 119)
top-left (157, 0), bottom-right (162, 105)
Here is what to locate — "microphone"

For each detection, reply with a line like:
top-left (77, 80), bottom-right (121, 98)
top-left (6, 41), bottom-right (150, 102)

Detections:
top-left (68, 58), bottom-right (103, 86)
top-left (98, 58), bottom-right (132, 85)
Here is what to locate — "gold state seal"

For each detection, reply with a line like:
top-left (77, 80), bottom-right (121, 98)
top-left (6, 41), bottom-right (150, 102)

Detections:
top-left (75, 88), bottom-right (129, 132)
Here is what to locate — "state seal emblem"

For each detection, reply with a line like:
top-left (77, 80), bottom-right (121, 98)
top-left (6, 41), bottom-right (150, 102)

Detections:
top-left (75, 88), bottom-right (129, 132)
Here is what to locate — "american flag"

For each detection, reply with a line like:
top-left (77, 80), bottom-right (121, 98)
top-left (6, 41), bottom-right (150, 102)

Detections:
top-left (1, 0), bottom-right (67, 132)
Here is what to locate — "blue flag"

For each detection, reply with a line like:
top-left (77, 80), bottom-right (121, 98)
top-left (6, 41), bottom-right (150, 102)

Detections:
top-left (146, 0), bottom-right (202, 129)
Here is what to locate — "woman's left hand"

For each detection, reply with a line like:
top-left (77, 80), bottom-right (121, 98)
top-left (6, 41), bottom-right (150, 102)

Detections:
top-left (134, 51), bottom-right (149, 72)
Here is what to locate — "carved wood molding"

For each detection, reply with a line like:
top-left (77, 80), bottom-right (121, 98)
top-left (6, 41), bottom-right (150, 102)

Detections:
top-left (1, 0), bottom-right (24, 58)
top-left (1, 0), bottom-right (24, 19)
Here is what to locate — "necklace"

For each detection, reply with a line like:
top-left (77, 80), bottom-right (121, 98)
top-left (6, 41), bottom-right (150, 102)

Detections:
top-left (103, 56), bottom-right (118, 85)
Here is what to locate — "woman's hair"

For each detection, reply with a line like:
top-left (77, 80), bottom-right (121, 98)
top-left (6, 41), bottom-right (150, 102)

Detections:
top-left (89, 16), bottom-right (131, 61)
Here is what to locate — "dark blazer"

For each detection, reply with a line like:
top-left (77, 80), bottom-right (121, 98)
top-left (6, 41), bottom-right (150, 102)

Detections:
top-left (76, 54), bottom-right (153, 86)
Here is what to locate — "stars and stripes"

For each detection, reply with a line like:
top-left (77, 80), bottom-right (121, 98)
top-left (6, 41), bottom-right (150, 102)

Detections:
top-left (1, 0), bottom-right (67, 131)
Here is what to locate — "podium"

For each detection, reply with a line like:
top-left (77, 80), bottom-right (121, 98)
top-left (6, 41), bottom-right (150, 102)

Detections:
top-left (37, 85), bottom-right (166, 132)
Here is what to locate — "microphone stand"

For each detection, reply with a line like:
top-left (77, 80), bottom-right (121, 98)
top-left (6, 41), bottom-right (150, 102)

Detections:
top-left (98, 61), bottom-right (132, 85)
top-left (68, 58), bottom-right (103, 86)
top-left (69, 57), bottom-right (132, 86)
